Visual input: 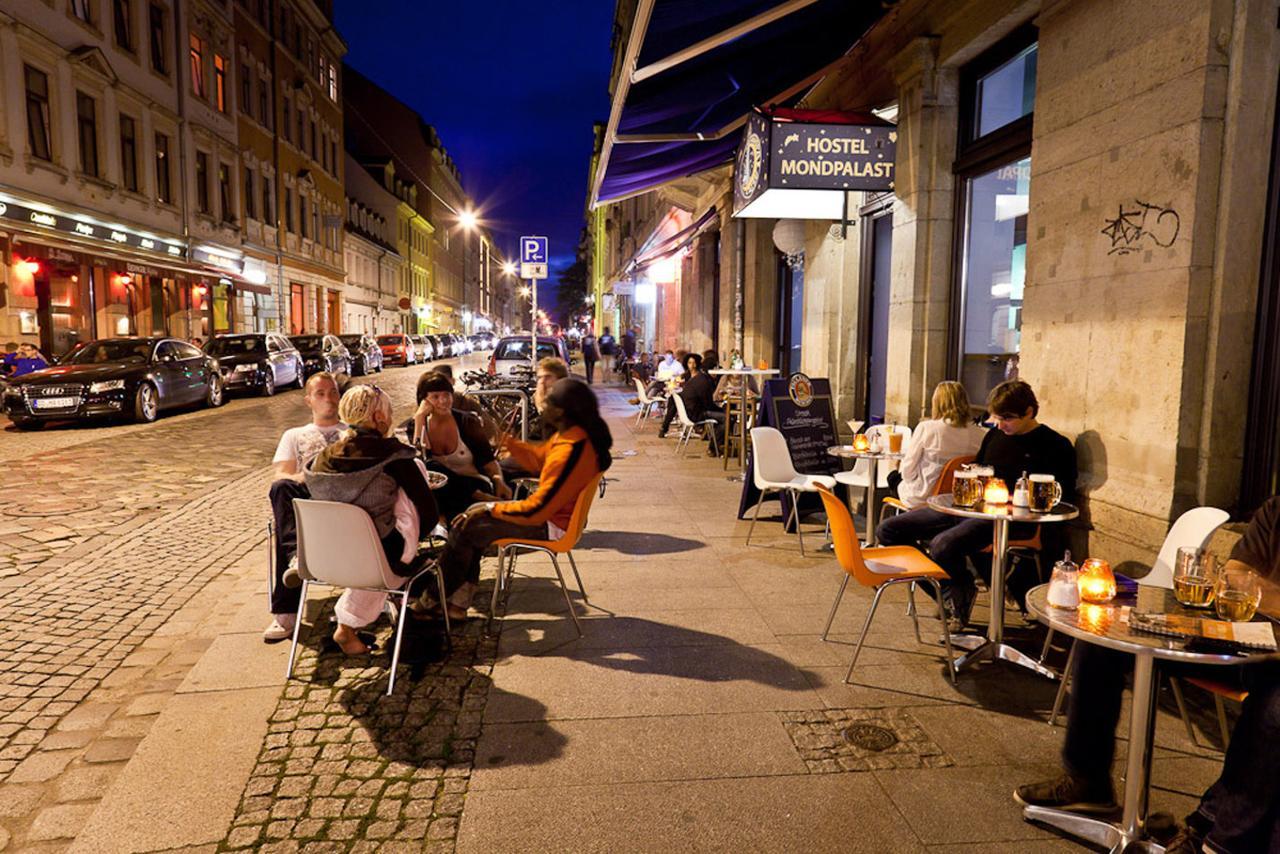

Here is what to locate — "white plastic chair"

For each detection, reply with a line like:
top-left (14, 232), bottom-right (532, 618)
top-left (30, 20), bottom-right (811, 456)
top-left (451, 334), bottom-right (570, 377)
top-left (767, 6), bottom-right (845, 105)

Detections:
top-left (746, 426), bottom-right (837, 556)
top-left (833, 423), bottom-right (913, 491)
top-left (1048, 505), bottom-right (1229, 725)
top-left (633, 378), bottom-right (660, 429)
top-left (286, 499), bottom-right (449, 696)
top-left (671, 392), bottom-right (720, 458)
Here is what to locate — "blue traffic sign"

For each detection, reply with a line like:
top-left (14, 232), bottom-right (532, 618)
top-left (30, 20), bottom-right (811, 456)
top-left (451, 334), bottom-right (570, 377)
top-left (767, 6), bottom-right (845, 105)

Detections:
top-left (520, 236), bottom-right (548, 264)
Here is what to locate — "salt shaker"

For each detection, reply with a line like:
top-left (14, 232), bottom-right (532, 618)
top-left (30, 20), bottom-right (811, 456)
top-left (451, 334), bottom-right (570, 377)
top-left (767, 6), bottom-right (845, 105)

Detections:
top-left (1047, 551), bottom-right (1081, 609)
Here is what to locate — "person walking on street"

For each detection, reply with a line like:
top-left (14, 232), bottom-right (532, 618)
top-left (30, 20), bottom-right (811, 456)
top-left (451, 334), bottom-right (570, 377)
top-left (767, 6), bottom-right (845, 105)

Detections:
top-left (581, 330), bottom-right (600, 383)
top-left (598, 327), bottom-right (617, 384)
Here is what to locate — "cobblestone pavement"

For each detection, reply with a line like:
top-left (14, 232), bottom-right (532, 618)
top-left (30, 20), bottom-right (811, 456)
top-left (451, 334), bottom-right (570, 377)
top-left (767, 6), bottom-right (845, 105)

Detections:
top-left (0, 357), bottom-right (482, 849)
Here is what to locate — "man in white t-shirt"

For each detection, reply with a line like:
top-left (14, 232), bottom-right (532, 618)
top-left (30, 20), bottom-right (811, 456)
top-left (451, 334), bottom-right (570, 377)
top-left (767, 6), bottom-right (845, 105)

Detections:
top-left (263, 372), bottom-right (346, 642)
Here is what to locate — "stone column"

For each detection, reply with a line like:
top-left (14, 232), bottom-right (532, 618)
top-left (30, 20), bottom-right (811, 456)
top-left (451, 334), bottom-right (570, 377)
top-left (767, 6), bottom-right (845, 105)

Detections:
top-left (886, 37), bottom-right (959, 425)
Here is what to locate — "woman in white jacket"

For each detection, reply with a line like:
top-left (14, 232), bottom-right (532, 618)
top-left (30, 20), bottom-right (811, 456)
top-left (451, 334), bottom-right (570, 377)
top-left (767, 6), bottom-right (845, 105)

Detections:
top-left (891, 381), bottom-right (985, 508)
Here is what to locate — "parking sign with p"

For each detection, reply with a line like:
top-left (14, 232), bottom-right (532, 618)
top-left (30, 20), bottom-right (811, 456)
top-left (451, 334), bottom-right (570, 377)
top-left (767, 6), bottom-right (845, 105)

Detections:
top-left (520, 235), bottom-right (548, 280)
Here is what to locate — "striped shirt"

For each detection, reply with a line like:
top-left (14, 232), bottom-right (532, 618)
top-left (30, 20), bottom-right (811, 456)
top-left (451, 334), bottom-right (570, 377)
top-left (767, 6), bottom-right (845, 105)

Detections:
top-left (492, 426), bottom-right (601, 530)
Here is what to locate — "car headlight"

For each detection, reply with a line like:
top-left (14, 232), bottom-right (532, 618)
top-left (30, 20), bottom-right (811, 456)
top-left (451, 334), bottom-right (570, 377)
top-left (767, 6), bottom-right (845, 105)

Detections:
top-left (89, 379), bottom-right (125, 393)
top-left (233, 364), bottom-right (256, 374)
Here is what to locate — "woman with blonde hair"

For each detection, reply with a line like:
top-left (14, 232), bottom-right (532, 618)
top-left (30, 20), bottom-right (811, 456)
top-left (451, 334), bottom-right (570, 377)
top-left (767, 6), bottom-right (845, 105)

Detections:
top-left (299, 384), bottom-right (439, 654)
top-left (888, 381), bottom-right (985, 509)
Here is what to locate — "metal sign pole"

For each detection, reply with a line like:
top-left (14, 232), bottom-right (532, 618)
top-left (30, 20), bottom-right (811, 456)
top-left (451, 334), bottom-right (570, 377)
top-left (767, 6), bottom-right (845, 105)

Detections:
top-left (530, 277), bottom-right (538, 372)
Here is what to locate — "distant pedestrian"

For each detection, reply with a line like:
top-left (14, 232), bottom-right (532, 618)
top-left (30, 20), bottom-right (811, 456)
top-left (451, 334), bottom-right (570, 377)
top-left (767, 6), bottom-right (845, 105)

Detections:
top-left (622, 327), bottom-right (637, 360)
top-left (598, 327), bottom-right (617, 384)
top-left (581, 330), bottom-right (600, 383)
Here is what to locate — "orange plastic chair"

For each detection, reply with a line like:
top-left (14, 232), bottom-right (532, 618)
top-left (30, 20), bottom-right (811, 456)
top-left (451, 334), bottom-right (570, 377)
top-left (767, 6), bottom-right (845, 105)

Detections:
top-left (816, 484), bottom-right (956, 684)
top-left (1178, 677), bottom-right (1249, 750)
top-left (488, 474), bottom-right (604, 637)
top-left (882, 453), bottom-right (976, 517)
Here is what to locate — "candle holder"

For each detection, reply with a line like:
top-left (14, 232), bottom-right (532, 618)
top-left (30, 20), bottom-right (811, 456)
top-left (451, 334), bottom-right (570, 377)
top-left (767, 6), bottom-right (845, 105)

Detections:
top-left (983, 478), bottom-right (1010, 505)
top-left (1078, 558), bottom-right (1117, 604)
top-left (852, 434), bottom-right (870, 453)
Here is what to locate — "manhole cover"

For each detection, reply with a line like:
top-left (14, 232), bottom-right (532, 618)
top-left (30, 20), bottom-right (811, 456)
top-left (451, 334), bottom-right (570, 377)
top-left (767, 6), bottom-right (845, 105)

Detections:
top-left (841, 724), bottom-right (899, 752)
top-left (4, 498), bottom-right (99, 518)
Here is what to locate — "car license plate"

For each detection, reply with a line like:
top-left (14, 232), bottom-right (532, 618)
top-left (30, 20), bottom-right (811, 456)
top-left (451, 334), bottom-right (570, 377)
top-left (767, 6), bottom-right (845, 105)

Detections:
top-left (33, 396), bottom-right (76, 410)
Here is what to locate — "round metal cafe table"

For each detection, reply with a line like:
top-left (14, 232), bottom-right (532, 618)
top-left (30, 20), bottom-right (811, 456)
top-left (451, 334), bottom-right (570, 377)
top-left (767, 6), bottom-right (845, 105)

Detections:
top-left (826, 445), bottom-right (903, 546)
top-left (925, 495), bottom-right (1078, 677)
top-left (1023, 584), bottom-right (1279, 853)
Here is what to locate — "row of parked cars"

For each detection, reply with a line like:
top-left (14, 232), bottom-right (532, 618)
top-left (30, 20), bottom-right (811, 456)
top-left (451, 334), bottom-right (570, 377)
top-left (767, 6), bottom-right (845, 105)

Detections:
top-left (376, 332), bottom-right (494, 366)
top-left (1, 330), bottom-right (495, 430)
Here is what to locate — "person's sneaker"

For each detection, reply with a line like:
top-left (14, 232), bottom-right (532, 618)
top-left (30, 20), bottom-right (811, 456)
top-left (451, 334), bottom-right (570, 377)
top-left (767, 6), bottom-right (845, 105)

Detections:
top-left (656, 430), bottom-right (668, 439)
top-left (1162, 825), bottom-right (1205, 854)
top-left (262, 614), bottom-right (296, 643)
top-left (1013, 773), bottom-right (1118, 815)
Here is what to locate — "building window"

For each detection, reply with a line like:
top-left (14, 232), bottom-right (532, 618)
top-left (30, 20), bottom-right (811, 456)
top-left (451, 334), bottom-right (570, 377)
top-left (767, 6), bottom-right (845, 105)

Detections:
top-left (71, 0), bottom-right (94, 26)
top-left (309, 119), bottom-right (316, 162)
top-left (155, 132), bottom-right (171, 203)
top-left (119, 114), bottom-right (138, 192)
top-left (952, 27), bottom-right (1037, 399)
top-left (214, 54), bottom-right (227, 111)
top-left (189, 34), bottom-right (205, 98)
top-left (282, 95), bottom-right (291, 142)
top-left (299, 195), bottom-right (308, 239)
top-left (258, 78), bottom-right (270, 128)
top-left (323, 56), bottom-right (337, 101)
top-left (284, 188), bottom-right (293, 232)
top-left (262, 175), bottom-right (273, 225)
top-left (240, 63), bottom-right (251, 114)
top-left (219, 163), bottom-right (233, 223)
top-left (244, 167), bottom-right (255, 220)
top-left (76, 92), bottom-right (99, 177)
top-left (148, 2), bottom-right (167, 75)
top-left (113, 0), bottom-right (132, 50)
top-left (195, 151), bottom-right (210, 213)
top-left (313, 204), bottom-right (320, 246)
top-left (297, 110), bottom-right (305, 154)
top-left (24, 65), bottom-right (52, 162)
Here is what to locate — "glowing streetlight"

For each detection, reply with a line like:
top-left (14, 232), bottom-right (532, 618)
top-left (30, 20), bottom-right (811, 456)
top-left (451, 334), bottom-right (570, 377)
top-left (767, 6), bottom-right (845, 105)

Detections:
top-left (519, 286), bottom-right (531, 298)
top-left (458, 209), bottom-right (478, 230)
top-left (502, 261), bottom-right (516, 276)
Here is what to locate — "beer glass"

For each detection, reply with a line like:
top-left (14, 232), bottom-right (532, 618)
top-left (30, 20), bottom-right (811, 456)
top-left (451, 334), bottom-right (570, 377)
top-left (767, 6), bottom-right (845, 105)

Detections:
top-left (1214, 567), bottom-right (1262, 621)
top-left (1027, 474), bottom-right (1062, 512)
top-left (887, 430), bottom-right (903, 454)
top-left (952, 469), bottom-right (981, 508)
top-left (1173, 547), bottom-right (1218, 609)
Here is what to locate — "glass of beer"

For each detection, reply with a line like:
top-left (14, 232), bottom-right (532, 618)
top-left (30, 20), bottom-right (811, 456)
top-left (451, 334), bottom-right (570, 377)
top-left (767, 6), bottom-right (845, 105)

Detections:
top-left (1214, 568), bottom-right (1262, 621)
top-left (887, 430), bottom-right (903, 454)
top-left (952, 469), bottom-right (982, 508)
top-left (1027, 474), bottom-right (1062, 512)
top-left (1173, 547), bottom-right (1218, 609)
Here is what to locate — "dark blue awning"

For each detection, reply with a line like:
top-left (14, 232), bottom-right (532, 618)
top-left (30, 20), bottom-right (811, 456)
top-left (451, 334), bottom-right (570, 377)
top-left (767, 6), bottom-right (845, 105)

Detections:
top-left (592, 0), bottom-right (888, 206)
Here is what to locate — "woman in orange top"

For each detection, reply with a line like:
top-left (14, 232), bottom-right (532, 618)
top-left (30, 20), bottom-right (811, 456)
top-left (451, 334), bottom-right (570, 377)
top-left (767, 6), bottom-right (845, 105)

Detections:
top-left (418, 379), bottom-right (613, 619)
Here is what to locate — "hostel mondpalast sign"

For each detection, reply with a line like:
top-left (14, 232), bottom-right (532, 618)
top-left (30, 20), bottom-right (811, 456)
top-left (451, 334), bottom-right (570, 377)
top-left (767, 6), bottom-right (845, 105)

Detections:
top-left (733, 109), bottom-right (897, 219)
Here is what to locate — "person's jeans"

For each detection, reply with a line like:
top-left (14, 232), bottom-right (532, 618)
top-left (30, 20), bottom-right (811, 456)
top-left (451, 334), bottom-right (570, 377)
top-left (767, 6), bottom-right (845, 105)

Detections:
top-left (438, 506), bottom-right (548, 596)
top-left (584, 359), bottom-right (596, 383)
top-left (1063, 644), bottom-right (1280, 853)
top-left (874, 506), bottom-right (1033, 618)
top-left (268, 479), bottom-right (310, 615)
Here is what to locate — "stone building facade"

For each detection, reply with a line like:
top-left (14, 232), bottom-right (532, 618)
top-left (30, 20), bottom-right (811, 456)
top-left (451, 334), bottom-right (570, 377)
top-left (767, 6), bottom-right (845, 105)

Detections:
top-left (341, 151), bottom-right (401, 335)
top-left (596, 0), bottom-right (1280, 561)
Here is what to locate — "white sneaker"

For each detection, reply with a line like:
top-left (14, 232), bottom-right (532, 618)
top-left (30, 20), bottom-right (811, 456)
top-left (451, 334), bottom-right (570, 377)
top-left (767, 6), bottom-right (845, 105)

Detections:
top-left (263, 614), bottom-right (296, 643)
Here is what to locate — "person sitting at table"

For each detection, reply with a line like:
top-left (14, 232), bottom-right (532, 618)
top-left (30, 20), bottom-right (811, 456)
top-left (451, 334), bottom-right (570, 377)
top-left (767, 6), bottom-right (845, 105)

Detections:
top-left (1015, 499), bottom-right (1280, 854)
top-left (412, 372), bottom-right (511, 520)
top-left (887, 381), bottom-right (985, 508)
top-left (875, 380), bottom-right (1077, 628)
top-left (298, 384), bottom-right (441, 654)
top-left (658, 351), bottom-right (709, 439)
top-left (416, 378), bottom-right (612, 619)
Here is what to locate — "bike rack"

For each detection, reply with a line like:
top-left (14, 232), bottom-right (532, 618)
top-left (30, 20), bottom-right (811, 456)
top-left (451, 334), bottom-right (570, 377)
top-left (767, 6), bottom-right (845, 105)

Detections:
top-left (465, 388), bottom-right (531, 441)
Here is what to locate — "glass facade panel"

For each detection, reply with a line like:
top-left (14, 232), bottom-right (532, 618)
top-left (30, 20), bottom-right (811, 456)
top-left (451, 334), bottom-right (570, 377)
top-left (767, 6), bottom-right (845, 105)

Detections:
top-left (974, 44), bottom-right (1037, 139)
top-left (958, 156), bottom-right (1030, 398)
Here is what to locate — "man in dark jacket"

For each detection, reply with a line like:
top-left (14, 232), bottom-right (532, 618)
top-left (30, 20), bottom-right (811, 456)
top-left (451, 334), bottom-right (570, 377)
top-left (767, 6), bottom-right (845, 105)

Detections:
top-left (670, 352), bottom-right (724, 451)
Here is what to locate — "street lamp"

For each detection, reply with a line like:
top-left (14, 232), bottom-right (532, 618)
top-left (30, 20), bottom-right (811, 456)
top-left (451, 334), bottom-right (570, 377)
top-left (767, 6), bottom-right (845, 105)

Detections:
top-left (502, 261), bottom-right (516, 277)
top-left (458, 208), bottom-right (478, 230)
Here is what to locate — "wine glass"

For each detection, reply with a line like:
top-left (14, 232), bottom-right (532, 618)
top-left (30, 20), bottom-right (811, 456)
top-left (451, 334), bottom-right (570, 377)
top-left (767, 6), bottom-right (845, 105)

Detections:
top-left (1214, 568), bottom-right (1263, 622)
top-left (1172, 547), bottom-right (1218, 609)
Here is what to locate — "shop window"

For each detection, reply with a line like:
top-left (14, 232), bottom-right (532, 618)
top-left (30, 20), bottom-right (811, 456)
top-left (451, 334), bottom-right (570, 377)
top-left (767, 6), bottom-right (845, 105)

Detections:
top-left (195, 151), bottom-right (210, 213)
top-left (290, 282), bottom-right (305, 335)
top-left (113, 0), bottom-right (132, 51)
top-left (775, 252), bottom-right (804, 375)
top-left (148, 2), bottom-right (167, 75)
top-left (189, 34), bottom-right (206, 99)
top-left (155, 131), bottom-right (172, 203)
top-left (214, 54), bottom-right (227, 112)
top-left (219, 162), bottom-right (233, 223)
top-left (24, 65), bottom-right (52, 162)
top-left (76, 91), bottom-right (99, 177)
top-left (952, 26), bottom-right (1037, 400)
top-left (119, 114), bottom-right (138, 192)
top-left (244, 167), bottom-right (255, 220)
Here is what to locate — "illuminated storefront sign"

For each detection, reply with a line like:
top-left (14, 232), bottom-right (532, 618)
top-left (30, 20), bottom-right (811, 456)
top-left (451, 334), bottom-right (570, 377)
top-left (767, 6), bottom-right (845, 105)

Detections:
top-left (0, 196), bottom-right (185, 259)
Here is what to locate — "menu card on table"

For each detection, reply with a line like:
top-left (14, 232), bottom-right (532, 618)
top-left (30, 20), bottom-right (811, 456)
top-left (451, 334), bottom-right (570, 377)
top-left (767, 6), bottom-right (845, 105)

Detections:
top-left (1130, 612), bottom-right (1278, 651)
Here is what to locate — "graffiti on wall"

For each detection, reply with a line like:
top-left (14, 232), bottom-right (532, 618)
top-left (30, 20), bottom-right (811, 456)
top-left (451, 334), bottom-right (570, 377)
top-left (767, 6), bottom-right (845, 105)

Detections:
top-left (1101, 200), bottom-right (1181, 255)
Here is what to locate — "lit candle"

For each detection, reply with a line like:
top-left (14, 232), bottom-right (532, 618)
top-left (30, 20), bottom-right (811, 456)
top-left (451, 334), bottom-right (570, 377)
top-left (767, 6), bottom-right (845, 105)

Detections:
top-left (983, 478), bottom-right (1010, 505)
top-left (1077, 558), bottom-right (1117, 604)
top-left (852, 434), bottom-right (870, 453)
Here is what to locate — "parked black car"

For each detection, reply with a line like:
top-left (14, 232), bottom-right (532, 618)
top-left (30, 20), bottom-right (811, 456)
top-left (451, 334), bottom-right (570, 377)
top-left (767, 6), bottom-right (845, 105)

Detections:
top-left (205, 333), bottom-right (304, 396)
top-left (291, 334), bottom-right (352, 377)
top-left (339, 334), bottom-right (384, 375)
top-left (2, 337), bottom-right (224, 428)
top-left (427, 334), bottom-right (450, 359)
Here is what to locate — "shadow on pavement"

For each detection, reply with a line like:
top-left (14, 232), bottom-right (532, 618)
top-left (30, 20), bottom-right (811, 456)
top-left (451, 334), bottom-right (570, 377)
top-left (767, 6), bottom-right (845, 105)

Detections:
top-left (576, 530), bottom-right (705, 554)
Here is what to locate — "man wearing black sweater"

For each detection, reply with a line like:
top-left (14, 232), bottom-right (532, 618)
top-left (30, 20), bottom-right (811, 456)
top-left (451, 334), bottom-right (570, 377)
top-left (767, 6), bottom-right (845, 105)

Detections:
top-left (876, 380), bottom-right (1078, 627)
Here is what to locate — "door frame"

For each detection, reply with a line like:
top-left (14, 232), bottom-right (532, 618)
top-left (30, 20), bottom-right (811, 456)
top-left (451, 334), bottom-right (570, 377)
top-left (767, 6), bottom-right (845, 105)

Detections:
top-left (857, 194), bottom-right (895, 423)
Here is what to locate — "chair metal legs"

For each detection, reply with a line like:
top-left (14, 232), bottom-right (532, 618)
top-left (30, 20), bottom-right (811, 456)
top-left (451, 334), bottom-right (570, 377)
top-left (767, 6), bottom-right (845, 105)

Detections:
top-left (788, 489), bottom-right (806, 556)
top-left (549, 555), bottom-right (583, 636)
top-left (488, 545), bottom-right (584, 637)
top-left (285, 579), bottom-right (310, 682)
top-left (828, 576), bottom-right (955, 685)
top-left (821, 574), bottom-right (849, 641)
top-left (386, 588), bottom-right (411, 696)
top-left (921, 577), bottom-right (957, 684)
top-left (746, 488), bottom-right (769, 546)
top-left (845, 585), bottom-right (887, 683)
top-left (566, 552), bottom-right (588, 601)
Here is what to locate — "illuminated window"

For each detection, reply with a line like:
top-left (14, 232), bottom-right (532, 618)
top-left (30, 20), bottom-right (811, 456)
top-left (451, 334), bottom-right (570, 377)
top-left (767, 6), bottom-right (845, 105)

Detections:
top-left (24, 65), bottom-right (52, 162)
top-left (214, 55), bottom-right (227, 112)
top-left (189, 33), bottom-right (205, 98)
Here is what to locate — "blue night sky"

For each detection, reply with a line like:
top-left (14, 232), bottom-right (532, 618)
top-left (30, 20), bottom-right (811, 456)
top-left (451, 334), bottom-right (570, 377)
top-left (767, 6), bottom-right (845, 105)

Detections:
top-left (335, 1), bottom-right (615, 308)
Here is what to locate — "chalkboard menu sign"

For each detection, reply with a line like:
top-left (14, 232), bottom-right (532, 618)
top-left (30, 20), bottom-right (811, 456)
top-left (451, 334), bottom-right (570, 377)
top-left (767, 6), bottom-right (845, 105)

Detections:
top-left (738, 376), bottom-right (841, 529)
